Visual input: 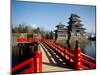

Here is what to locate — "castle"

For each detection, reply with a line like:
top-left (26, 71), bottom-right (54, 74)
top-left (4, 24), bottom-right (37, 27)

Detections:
top-left (54, 13), bottom-right (86, 40)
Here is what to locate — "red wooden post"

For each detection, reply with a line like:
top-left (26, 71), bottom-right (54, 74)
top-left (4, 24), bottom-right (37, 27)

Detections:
top-left (34, 42), bottom-right (42, 73)
top-left (34, 50), bottom-right (42, 73)
top-left (74, 40), bottom-right (82, 70)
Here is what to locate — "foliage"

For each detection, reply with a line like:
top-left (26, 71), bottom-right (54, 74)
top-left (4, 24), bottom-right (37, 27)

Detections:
top-left (12, 24), bottom-right (54, 39)
top-left (12, 24), bottom-right (29, 33)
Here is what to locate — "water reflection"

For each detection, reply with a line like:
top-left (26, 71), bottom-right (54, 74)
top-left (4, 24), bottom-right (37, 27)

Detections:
top-left (82, 41), bottom-right (96, 58)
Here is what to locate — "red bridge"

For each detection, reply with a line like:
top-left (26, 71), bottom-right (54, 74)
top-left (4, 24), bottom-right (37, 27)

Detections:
top-left (12, 37), bottom-right (96, 74)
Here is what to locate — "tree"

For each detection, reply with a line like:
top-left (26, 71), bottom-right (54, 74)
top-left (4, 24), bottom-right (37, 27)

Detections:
top-left (66, 14), bottom-right (73, 48)
top-left (49, 31), bottom-right (53, 39)
top-left (33, 27), bottom-right (41, 33)
top-left (12, 24), bottom-right (32, 33)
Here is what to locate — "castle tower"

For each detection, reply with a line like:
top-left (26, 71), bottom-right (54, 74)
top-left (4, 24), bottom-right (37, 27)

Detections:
top-left (54, 22), bottom-right (67, 40)
top-left (67, 13), bottom-right (86, 36)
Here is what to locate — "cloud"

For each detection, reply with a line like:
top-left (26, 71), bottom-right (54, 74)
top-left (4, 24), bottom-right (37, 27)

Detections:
top-left (30, 24), bottom-right (38, 29)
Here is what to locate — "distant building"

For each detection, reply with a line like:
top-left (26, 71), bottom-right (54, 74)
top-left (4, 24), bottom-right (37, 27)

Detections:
top-left (67, 13), bottom-right (86, 36)
top-left (54, 13), bottom-right (86, 40)
top-left (54, 22), bottom-right (67, 40)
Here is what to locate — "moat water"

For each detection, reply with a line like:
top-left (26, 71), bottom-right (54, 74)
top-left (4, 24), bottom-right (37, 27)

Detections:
top-left (82, 41), bottom-right (96, 58)
top-left (58, 39), bottom-right (96, 58)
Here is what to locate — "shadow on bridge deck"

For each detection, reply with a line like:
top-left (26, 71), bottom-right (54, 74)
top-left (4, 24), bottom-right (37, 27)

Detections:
top-left (40, 43), bottom-right (74, 72)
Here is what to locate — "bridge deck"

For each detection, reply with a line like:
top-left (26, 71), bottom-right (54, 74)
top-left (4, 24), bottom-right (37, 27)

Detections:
top-left (40, 43), bottom-right (73, 72)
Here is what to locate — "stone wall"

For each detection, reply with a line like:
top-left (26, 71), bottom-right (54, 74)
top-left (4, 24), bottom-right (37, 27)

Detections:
top-left (56, 34), bottom-right (88, 49)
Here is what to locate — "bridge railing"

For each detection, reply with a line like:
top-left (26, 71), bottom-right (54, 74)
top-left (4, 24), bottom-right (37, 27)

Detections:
top-left (40, 38), bottom-right (96, 70)
top-left (12, 58), bottom-right (34, 74)
top-left (16, 38), bottom-right (96, 71)
top-left (41, 39), bottom-right (74, 64)
top-left (12, 38), bottom-right (42, 74)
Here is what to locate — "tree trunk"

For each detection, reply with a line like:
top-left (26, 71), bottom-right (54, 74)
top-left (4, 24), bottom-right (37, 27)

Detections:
top-left (66, 31), bottom-right (71, 48)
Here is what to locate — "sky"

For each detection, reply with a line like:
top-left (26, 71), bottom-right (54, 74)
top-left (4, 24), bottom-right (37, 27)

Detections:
top-left (12, 0), bottom-right (96, 33)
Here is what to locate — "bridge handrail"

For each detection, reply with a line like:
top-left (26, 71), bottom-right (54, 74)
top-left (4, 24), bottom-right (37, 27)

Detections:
top-left (64, 50), bottom-right (74, 57)
top-left (42, 39), bottom-right (74, 61)
top-left (16, 38), bottom-right (96, 70)
top-left (79, 65), bottom-right (89, 70)
top-left (81, 58), bottom-right (96, 69)
top-left (46, 39), bottom-right (96, 61)
top-left (41, 38), bottom-right (96, 69)
top-left (12, 58), bottom-right (34, 73)
top-left (81, 52), bottom-right (96, 61)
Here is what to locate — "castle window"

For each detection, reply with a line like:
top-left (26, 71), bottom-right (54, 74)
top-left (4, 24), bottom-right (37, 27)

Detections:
top-left (76, 30), bottom-right (80, 32)
top-left (75, 25), bottom-right (79, 27)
